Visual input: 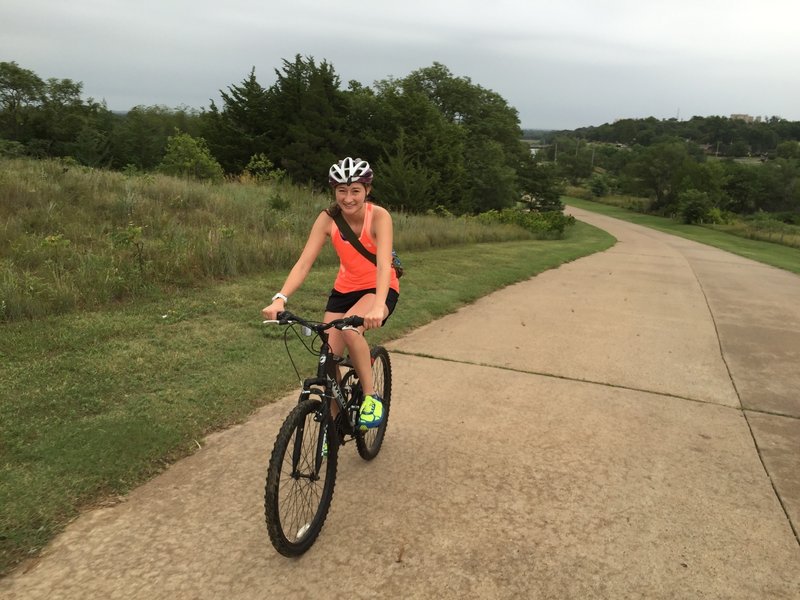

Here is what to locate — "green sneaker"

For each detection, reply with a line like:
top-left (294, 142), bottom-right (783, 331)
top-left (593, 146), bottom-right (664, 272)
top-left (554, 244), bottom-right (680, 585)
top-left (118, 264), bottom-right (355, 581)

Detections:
top-left (359, 394), bottom-right (384, 431)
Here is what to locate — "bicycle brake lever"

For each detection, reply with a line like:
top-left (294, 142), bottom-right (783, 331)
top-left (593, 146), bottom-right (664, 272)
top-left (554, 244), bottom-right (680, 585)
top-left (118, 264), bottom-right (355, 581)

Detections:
top-left (341, 325), bottom-right (362, 335)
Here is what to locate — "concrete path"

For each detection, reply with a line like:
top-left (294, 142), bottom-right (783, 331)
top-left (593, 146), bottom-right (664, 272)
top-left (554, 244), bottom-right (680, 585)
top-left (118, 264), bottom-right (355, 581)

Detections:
top-left (2, 207), bottom-right (799, 599)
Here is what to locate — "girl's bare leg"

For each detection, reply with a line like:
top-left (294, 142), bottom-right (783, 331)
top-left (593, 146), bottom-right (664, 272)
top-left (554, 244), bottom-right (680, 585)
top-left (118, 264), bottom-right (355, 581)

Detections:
top-left (324, 293), bottom-right (388, 398)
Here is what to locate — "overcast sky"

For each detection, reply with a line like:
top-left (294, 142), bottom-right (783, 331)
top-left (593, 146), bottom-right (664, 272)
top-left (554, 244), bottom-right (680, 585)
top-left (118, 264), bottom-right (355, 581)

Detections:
top-left (3, 0), bottom-right (799, 130)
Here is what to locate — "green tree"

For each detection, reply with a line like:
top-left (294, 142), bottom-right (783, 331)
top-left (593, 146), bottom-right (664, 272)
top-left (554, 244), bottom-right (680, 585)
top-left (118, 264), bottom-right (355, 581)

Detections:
top-left (264, 55), bottom-right (348, 184)
top-left (32, 77), bottom-right (109, 157)
top-left (368, 77), bottom-right (467, 212)
top-left (518, 157), bottom-right (564, 211)
top-left (776, 141), bottom-right (800, 159)
top-left (627, 140), bottom-right (694, 213)
top-left (201, 68), bottom-right (271, 173)
top-left (158, 131), bottom-right (224, 182)
top-left (110, 105), bottom-right (200, 169)
top-left (0, 63), bottom-right (115, 160)
top-left (73, 124), bottom-right (110, 167)
top-left (342, 81), bottom-right (385, 163)
top-left (462, 138), bottom-right (518, 212)
top-left (399, 63), bottom-right (526, 212)
top-left (678, 189), bottom-right (713, 224)
top-left (0, 61), bottom-right (45, 142)
top-left (589, 174), bottom-right (609, 197)
top-left (374, 132), bottom-right (437, 212)
top-left (758, 158), bottom-right (800, 212)
top-left (682, 159), bottom-right (727, 207)
top-left (721, 162), bottom-right (762, 214)
top-left (38, 78), bottom-right (84, 149)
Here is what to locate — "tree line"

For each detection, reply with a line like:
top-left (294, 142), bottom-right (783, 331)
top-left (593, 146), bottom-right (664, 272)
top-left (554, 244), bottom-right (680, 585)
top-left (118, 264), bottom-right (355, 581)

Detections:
top-left (530, 117), bottom-right (800, 223)
top-left (572, 115), bottom-right (800, 158)
top-left (8, 56), bottom-right (795, 223)
top-left (1, 58), bottom-right (560, 215)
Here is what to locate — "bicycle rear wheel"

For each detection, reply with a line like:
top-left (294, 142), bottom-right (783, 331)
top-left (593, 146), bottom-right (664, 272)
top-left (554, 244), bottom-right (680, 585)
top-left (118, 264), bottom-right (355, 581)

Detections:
top-left (356, 346), bottom-right (392, 460)
top-left (265, 400), bottom-right (337, 556)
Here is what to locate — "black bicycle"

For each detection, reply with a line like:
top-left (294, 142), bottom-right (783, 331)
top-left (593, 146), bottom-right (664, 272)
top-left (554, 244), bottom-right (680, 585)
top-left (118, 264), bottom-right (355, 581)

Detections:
top-left (263, 310), bottom-right (392, 557)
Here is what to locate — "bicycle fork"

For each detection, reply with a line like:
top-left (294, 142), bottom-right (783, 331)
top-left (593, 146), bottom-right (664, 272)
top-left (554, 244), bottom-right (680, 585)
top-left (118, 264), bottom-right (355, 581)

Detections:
top-left (289, 381), bottom-right (329, 480)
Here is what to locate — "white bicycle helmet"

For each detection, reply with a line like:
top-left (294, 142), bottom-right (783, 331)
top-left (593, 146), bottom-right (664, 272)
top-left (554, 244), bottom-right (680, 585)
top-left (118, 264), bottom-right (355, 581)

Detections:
top-left (328, 157), bottom-right (373, 186)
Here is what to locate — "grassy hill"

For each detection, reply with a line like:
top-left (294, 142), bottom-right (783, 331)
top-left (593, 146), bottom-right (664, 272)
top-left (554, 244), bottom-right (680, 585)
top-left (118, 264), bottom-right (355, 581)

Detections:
top-left (1, 157), bottom-right (536, 322)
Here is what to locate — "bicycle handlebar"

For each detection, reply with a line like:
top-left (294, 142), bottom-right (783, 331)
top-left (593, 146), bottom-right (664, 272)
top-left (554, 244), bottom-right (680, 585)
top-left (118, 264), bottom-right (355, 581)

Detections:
top-left (264, 311), bottom-right (364, 332)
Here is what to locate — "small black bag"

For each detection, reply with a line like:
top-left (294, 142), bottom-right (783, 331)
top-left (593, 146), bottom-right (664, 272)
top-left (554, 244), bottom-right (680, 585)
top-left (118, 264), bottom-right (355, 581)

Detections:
top-left (390, 250), bottom-right (404, 278)
top-left (333, 212), bottom-right (404, 279)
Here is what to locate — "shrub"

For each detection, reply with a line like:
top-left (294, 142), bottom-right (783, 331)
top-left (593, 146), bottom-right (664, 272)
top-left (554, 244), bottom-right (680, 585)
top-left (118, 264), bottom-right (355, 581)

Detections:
top-left (0, 139), bottom-right (27, 157)
top-left (589, 174), bottom-right (609, 197)
top-left (678, 189), bottom-right (713, 224)
top-left (477, 208), bottom-right (575, 238)
top-left (158, 132), bottom-right (224, 182)
top-left (244, 153), bottom-right (286, 183)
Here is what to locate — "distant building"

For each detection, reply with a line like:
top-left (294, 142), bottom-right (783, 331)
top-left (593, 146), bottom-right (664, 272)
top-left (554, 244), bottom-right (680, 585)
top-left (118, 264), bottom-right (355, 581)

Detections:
top-left (730, 114), bottom-right (761, 124)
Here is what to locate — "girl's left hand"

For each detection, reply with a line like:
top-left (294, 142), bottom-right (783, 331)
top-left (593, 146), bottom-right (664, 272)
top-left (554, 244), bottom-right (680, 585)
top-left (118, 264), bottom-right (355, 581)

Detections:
top-left (363, 305), bottom-right (385, 330)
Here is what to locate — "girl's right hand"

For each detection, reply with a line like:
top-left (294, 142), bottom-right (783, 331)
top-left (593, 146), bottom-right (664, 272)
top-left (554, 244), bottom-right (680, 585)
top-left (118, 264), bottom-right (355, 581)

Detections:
top-left (262, 300), bottom-right (285, 321)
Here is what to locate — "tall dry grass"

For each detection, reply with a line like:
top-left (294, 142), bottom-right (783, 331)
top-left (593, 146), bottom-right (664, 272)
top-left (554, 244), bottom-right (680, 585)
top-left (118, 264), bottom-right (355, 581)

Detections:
top-left (711, 217), bottom-right (800, 249)
top-left (1, 157), bottom-right (531, 321)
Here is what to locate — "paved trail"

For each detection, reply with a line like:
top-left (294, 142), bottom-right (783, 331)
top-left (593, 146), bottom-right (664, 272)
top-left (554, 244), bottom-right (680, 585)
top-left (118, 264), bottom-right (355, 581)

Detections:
top-left (2, 207), bottom-right (799, 599)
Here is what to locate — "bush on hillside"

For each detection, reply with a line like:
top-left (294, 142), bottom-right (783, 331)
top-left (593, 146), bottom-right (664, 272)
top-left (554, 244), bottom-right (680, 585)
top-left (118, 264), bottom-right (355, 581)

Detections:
top-left (477, 208), bottom-right (575, 237)
top-left (158, 132), bottom-right (224, 182)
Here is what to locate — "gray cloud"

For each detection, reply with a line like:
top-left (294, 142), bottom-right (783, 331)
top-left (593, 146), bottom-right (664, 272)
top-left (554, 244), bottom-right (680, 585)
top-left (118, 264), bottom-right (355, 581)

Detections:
top-left (2, 0), bottom-right (798, 129)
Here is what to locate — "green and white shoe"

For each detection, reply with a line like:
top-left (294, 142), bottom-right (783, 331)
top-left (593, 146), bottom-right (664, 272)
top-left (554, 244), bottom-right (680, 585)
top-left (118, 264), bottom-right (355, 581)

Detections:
top-left (358, 394), bottom-right (384, 431)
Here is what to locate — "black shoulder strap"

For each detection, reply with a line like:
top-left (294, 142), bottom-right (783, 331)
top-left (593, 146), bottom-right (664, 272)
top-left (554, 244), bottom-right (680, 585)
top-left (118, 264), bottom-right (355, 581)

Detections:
top-left (333, 211), bottom-right (377, 265)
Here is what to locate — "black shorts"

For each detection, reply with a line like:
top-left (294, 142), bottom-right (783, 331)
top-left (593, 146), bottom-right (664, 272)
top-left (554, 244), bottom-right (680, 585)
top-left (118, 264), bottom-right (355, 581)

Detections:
top-left (325, 288), bottom-right (399, 326)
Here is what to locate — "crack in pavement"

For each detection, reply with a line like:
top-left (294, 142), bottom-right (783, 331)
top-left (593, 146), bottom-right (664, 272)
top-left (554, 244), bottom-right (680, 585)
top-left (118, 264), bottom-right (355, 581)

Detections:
top-left (391, 349), bottom-right (800, 420)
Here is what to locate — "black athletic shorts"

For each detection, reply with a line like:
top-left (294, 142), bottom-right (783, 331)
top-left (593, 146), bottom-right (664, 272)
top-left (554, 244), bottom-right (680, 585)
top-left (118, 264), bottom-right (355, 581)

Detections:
top-left (325, 288), bottom-right (399, 326)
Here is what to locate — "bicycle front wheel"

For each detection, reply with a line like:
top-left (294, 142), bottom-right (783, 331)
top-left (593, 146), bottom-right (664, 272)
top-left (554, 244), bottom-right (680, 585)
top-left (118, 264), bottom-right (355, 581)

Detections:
top-left (356, 346), bottom-right (392, 460)
top-left (264, 400), bottom-right (338, 556)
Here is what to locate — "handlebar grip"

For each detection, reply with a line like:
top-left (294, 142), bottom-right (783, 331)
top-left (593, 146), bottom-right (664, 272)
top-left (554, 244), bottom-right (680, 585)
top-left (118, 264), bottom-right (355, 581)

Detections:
top-left (276, 310), bottom-right (294, 323)
top-left (346, 316), bottom-right (364, 328)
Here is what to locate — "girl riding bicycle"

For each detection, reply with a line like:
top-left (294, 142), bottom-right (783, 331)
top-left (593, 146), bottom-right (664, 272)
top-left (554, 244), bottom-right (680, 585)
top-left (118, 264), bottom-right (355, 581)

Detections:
top-left (261, 157), bottom-right (399, 431)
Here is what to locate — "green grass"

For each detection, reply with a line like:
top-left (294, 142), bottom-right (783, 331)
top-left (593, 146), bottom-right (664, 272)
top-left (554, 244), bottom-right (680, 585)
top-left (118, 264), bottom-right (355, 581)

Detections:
top-left (0, 221), bottom-right (615, 576)
top-left (0, 156), bottom-right (535, 321)
top-left (565, 197), bottom-right (800, 275)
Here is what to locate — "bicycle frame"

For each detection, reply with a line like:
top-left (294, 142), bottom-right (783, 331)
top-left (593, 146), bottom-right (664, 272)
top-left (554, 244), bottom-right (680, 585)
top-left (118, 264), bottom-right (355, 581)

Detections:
top-left (269, 311), bottom-right (364, 476)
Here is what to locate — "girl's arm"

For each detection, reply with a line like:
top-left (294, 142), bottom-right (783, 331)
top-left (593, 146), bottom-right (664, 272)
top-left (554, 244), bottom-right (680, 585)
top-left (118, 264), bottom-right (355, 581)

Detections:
top-left (364, 206), bottom-right (394, 329)
top-left (262, 212), bottom-right (331, 319)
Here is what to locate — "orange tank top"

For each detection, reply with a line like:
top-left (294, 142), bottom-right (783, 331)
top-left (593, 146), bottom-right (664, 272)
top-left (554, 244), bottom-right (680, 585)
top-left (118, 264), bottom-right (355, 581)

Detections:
top-left (330, 202), bottom-right (400, 294)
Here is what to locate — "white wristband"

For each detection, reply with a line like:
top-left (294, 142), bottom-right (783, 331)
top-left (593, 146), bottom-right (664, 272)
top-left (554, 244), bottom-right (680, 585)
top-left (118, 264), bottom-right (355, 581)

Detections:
top-left (272, 292), bottom-right (288, 304)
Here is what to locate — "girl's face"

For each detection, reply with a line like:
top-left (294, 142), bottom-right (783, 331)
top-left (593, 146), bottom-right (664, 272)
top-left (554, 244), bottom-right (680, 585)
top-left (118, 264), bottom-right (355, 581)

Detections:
top-left (334, 183), bottom-right (370, 215)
